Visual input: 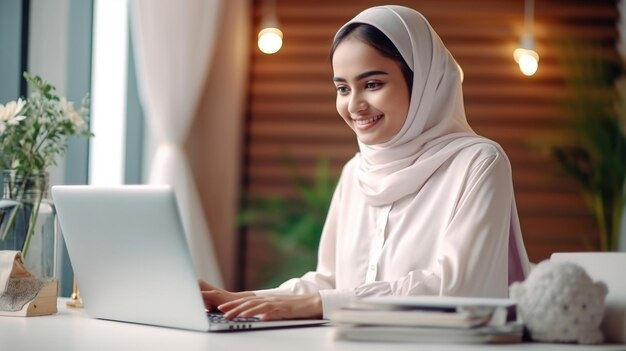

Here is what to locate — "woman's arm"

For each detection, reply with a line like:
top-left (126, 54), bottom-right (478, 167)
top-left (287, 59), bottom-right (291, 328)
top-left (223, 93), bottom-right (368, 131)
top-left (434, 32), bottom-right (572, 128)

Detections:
top-left (200, 167), bottom-right (348, 320)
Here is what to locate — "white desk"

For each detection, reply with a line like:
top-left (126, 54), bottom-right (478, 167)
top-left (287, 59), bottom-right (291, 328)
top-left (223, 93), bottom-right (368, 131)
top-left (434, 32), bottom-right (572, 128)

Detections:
top-left (1, 298), bottom-right (624, 351)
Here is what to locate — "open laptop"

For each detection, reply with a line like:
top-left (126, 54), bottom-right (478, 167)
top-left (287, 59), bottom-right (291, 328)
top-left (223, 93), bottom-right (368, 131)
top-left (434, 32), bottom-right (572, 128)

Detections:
top-left (51, 185), bottom-right (327, 332)
top-left (551, 252), bottom-right (626, 343)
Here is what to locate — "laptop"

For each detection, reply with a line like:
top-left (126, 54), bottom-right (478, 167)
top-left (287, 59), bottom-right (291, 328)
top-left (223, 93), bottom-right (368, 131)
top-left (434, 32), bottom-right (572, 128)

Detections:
top-left (51, 185), bottom-right (327, 332)
top-left (551, 252), bottom-right (626, 343)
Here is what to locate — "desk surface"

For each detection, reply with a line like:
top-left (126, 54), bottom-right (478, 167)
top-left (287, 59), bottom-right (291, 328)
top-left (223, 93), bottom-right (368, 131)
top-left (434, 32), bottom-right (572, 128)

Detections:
top-left (0, 298), bottom-right (624, 351)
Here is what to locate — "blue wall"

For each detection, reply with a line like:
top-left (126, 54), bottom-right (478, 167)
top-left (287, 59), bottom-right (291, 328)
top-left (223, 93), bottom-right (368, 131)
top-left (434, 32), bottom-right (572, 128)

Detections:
top-left (0, 0), bottom-right (24, 102)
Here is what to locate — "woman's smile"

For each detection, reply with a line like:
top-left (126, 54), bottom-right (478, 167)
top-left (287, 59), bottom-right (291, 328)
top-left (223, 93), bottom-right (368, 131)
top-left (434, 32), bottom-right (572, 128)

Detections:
top-left (352, 114), bottom-right (384, 129)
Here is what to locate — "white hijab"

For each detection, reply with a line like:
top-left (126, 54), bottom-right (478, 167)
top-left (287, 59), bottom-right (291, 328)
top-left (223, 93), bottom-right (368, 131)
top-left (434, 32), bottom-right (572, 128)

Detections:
top-left (335, 5), bottom-right (529, 283)
top-left (335, 5), bottom-right (484, 205)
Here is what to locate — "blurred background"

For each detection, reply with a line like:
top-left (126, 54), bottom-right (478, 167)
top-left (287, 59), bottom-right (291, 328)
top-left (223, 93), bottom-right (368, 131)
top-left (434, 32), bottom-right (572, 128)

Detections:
top-left (1, 0), bottom-right (624, 295)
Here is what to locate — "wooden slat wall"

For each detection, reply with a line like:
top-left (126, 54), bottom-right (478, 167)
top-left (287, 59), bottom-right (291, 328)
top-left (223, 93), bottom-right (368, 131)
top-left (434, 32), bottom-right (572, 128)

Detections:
top-left (243, 0), bottom-right (619, 289)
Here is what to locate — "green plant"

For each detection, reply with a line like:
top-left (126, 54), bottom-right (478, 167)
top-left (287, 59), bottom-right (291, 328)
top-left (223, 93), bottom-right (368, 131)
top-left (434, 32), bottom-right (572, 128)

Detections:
top-left (239, 156), bottom-right (338, 288)
top-left (551, 42), bottom-right (626, 251)
top-left (0, 72), bottom-right (92, 256)
top-left (0, 72), bottom-right (91, 174)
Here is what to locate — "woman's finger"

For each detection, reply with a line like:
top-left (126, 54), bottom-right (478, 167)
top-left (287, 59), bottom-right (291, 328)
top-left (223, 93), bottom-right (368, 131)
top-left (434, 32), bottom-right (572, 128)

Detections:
top-left (221, 297), bottom-right (291, 320)
top-left (237, 302), bottom-right (276, 320)
top-left (218, 295), bottom-right (259, 311)
top-left (220, 297), bottom-right (268, 318)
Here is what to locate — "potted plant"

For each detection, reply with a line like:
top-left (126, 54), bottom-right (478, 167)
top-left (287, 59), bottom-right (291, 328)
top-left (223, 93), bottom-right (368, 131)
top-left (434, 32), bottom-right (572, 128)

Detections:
top-left (0, 72), bottom-right (92, 277)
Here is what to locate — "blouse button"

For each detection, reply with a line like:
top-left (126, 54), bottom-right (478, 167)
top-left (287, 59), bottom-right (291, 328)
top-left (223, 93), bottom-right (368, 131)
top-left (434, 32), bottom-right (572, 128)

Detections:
top-left (369, 264), bottom-right (376, 271)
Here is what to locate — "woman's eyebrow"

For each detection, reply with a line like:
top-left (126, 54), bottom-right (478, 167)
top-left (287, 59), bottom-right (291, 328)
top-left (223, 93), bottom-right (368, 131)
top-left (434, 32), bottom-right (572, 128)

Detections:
top-left (333, 70), bottom-right (388, 83)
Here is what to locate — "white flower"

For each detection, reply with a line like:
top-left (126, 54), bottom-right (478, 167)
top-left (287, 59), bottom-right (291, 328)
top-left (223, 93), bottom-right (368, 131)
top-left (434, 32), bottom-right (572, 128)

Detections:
top-left (0, 98), bottom-right (26, 122)
top-left (0, 98), bottom-right (27, 134)
top-left (59, 97), bottom-right (86, 130)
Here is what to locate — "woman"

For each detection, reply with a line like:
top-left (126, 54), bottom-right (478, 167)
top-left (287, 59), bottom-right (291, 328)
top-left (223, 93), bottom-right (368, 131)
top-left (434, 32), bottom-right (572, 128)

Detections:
top-left (200, 5), bottom-right (530, 321)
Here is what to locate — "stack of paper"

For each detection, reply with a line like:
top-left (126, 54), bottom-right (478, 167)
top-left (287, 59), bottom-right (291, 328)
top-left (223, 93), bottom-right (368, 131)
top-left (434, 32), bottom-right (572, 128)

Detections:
top-left (330, 296), bottom-right (523, 344)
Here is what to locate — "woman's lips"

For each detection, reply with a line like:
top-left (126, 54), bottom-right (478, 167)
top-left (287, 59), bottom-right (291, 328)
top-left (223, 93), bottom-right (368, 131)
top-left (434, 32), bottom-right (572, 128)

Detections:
top-left (353, 114), bottom-right (383, 129)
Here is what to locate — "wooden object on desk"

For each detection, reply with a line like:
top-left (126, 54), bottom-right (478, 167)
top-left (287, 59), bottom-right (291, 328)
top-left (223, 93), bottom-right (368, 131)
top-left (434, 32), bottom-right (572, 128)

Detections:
top-left (0, 279), bottom-right (58, 317)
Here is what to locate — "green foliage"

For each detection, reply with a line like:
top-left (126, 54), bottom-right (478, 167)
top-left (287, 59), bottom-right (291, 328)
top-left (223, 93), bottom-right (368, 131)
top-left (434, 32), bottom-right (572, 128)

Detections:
top-left (0, 72), bottom-right (92, 256)
top-left (552, 41), bottom-right (626, 251)
top-left (239, 157), bottom-right (338, 288)
top-left (0, 72), bottom-right (92, 174)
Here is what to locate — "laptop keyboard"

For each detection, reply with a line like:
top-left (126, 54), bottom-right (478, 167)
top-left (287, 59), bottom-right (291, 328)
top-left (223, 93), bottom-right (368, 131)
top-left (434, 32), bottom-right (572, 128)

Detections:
top-left (205, 311), bottom-right (328, 331)
top-left (207, 312), bottom-right (261, 324)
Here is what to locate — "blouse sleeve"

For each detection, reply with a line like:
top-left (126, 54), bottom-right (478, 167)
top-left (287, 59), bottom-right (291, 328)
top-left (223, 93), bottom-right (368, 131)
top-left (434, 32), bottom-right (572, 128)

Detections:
top-left (436, 150), bottom-right (514, 297)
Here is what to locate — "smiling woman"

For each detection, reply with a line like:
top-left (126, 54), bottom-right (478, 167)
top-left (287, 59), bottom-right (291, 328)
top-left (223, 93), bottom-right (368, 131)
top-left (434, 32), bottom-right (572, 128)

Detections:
top-left (201, 5), bottom-right (530, 322)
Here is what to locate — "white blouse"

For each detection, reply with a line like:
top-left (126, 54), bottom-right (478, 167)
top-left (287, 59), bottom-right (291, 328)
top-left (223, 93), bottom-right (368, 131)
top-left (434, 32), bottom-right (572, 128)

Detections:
top-left (255, 142), bottom-right (526, 318)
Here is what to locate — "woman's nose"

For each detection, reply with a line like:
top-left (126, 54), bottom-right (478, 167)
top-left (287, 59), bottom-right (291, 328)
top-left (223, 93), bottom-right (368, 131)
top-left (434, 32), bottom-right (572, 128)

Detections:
top-left (348, 92), bottom-right (367, 114)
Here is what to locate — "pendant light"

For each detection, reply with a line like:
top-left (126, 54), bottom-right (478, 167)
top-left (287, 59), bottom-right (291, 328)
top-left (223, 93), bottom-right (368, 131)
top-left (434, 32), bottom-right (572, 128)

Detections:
top-left (257, 0), bottom-right (283, 54)
top-left (513, 0), bottom-right (539, 76)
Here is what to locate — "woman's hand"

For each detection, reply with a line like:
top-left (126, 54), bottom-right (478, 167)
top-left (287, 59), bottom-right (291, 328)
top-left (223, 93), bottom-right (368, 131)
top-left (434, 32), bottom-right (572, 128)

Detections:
top-left (198, 280), bottom-right (254, 311)
top-left (218, 293), bottom-right (323, 321)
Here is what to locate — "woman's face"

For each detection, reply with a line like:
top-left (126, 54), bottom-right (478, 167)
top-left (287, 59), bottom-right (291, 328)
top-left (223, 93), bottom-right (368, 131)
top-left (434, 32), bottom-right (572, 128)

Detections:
top-left (332, 36), bottom-right (410, 145)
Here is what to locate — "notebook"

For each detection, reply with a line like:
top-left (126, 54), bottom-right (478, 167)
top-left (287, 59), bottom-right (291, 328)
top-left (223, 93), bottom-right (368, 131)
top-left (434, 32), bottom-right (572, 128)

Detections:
top-left (51, 185), bottom-right (327, 332)
top-left (550, 252), bottom-right (626, 343)
top-left (330, 296), bottom-right (522, 344)
top-left (330, 295), bottom-right (517, 328)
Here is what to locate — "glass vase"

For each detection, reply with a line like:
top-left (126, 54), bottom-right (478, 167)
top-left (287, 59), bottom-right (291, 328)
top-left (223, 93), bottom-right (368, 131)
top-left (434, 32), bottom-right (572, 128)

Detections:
top-left (0, 170), bottom-right (56, 279)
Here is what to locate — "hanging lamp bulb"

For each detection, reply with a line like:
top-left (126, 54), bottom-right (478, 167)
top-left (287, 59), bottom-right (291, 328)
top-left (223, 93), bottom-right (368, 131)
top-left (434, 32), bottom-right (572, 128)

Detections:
top-left (258, 27), bottom-right (283, 54)
top-left (258, 0), bottom-right (282, 54)
top-left (514, 0), bottom-right (539, 76)
top-left (514, 34), bottom-right (539, 76)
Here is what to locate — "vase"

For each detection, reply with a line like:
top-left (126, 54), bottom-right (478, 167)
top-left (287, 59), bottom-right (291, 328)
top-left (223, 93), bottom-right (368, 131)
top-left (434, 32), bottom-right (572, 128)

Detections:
top-left (0, 170), bottom-right (56, 279)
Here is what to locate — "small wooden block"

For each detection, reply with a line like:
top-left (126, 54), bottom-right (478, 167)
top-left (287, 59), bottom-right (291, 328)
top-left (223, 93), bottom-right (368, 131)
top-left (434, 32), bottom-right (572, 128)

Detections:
top-left (0, 280), bottom-right (58, 317)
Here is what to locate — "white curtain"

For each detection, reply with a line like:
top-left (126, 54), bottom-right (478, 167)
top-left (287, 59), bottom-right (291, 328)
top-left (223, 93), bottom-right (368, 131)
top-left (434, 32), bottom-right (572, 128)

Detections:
top-left (129, 0), bottom-right (223, 286)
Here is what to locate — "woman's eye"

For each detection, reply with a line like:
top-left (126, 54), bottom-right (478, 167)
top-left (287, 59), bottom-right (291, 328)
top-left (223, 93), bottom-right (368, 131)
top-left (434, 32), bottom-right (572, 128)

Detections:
top-left (365, 81), bottom-right (382, 89)
top-left (336, 86), bottom-right (350, 95)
